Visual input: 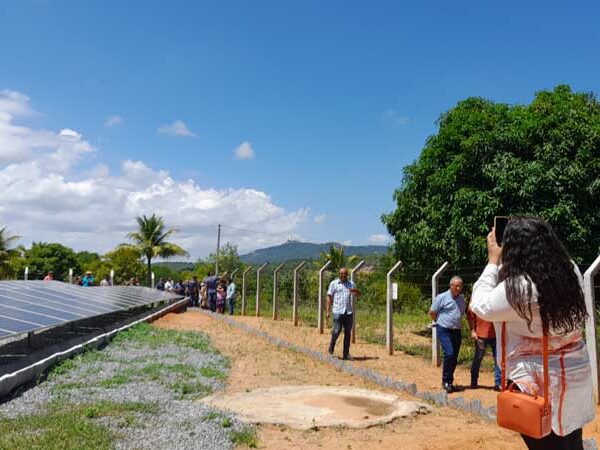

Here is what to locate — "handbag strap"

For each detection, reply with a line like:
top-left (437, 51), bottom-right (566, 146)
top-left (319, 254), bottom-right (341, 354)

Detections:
top-left (501, 322), bottom-right (549, 411)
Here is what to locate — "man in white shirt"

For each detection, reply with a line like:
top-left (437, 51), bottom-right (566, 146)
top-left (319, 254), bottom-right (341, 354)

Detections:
top-left (326, 267), bottom-right (360, 360)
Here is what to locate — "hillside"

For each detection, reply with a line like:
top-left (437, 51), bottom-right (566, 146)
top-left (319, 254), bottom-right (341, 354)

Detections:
top-left (240, 240), bottom-right (389, 264)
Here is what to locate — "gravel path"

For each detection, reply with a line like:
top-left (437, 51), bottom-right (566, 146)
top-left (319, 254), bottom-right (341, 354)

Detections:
top-left (0, 323), bottom-right (251, 450)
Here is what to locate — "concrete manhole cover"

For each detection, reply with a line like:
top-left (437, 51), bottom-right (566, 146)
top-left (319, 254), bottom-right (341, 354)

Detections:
top-left (201, 385), bottom-right (430, 429)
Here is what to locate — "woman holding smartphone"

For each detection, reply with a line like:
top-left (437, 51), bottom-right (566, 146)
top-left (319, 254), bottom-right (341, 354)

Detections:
top-left (470, 216), bottom-right (594, 449)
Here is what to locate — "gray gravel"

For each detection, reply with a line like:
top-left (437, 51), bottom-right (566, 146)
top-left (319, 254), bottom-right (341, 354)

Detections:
top-left (0, 325), bottom-right (251, 450)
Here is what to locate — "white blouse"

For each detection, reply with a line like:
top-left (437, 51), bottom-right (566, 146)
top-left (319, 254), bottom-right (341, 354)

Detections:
top-left (471, 263), bottom-right (595, 436)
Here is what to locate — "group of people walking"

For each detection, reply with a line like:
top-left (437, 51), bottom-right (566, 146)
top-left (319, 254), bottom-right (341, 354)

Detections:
top-left (157, 270), bottom-right (236, 315)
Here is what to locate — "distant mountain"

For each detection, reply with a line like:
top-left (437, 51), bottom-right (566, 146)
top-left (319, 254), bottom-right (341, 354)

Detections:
top-left (240, 240), bottom-right (389, 264)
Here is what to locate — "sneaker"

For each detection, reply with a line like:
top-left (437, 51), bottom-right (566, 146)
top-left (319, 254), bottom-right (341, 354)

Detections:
top-left (443, 382), bottom-right (454, 393)
top-left (342, 355), bottom-right (353, 361)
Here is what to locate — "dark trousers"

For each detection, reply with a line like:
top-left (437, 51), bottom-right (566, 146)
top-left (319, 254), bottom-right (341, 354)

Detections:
top-left (329, 313), bottom-right (353, 359)
top-left (437, 326), bottom-right (461, 385)
top-left (521, 428), bottom-right (583, 450)
top-left (208, 292), bottom-right (217, 312)
top-left (227, 298), bottom-right (235, 315)
top-left (471, 337), bottom-right (501, 386)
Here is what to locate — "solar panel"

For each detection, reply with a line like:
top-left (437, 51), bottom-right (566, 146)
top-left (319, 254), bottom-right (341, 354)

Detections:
top-left (0, 280), bottom-right (183, 342)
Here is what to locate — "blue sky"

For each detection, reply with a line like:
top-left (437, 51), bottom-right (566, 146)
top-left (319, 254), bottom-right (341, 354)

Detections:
top-left (1, 1), bottom-right (599, 257)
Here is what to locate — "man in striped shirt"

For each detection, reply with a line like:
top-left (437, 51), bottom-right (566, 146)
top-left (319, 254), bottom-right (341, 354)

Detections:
top-left (326, 267), bottom-right (360, 360)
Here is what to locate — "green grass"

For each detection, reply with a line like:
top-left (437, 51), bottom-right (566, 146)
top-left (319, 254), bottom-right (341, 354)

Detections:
top-left (0, 401), bottom-right (158, 450)
top-left (199, 365), bottom-right (227, 380)
top-left (110, 322), bottom-right (214, 352)
top-left (230, 427), bottom-right (259, 448)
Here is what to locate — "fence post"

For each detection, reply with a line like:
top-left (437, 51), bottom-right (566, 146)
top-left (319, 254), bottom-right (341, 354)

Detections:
top-left (24, 266), bottom-right (28, 281)
top-left (431, 262), bottom-right (449, 367)
top-left (255, 263), bottom-right (268, 317)
top-left (68, 268), bottom-right (73, 284)
top-left (584, 255), bottom-right (600, 404)
top-left (293, 261), bottom-right (307, 326)
top-left (386, 260), bottom-right (403, 355)
top-left (272, 263), bottom-right (285, 320)
top-left (350, 260), bottom-right (365, 343)
top-left (151, 271), bottom-right (155, 289)
top-left (110, 269), bottom-right (115, 286)
top-left (241, 266), bottom-right (253, 316)
top-left (230, 268), bottom-right (239, 282)
top-left (318, 260), bottom-right (332, 334)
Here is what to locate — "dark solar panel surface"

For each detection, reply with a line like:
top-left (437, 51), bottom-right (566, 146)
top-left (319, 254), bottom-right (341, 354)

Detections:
top-left (0, 281), bottom-right (182, 339)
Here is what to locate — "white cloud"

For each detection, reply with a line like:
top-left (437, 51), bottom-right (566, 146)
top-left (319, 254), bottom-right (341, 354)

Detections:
top-left (367, 233), bottom-right (391, 244)
top-left (341, 240), bottom-right (353, 246)
top-left (157, 120), bottom-right (196, 137)
top-left (314, 213), bottom-right (326, 224)
top-left (0, 91), bottom-right (307, 257)
top-left (105, 115), bottom-right (123, 127)
top-left (383, 109), bottom-right (408, 126)
top-left (234, 141), bottom-right (254, 160)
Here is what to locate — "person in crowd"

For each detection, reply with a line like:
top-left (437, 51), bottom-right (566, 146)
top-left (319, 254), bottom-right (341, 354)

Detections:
top-left (82, 271), bottom-right (95, 287)
top-left (133, 277), bottom-right (140, 286)
top-left (466, 299), bottom-right (501, 391)
top-left (43, 271), bottom-right (53, 281)
top-left (429, 276), bottom-right (465, 393)
top-left (199, 282), bottom-right (208, 309)
top-left (187, 276), bottom-right (199, 307)
top-left (173, 279), bottom-right (184, 295)
top-left (75, 275), bottom-right (83, 286)
top-left (156, 277), bottom-right (165, 291)
top-left (203, 271), bottom-right (219, 312)
top-left (164, 278), bottom-right (174, 291)
top-left (100, 275), bottom-right (111, 287)
top-left (326, 267), bottom-right (360, 360)
top-left (226, 277), bottom-right (236, 315)
top-left (471, 216), bottom-right (594, 449)
top-left (216, 282), bottom-right (226, 314)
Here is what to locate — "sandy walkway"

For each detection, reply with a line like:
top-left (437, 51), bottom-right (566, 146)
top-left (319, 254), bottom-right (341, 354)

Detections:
top-left (154, 310), bottom-right (525, 449)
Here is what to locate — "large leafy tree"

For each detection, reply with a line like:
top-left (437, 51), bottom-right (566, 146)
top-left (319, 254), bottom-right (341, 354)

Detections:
top-left (382, 85), bottom-right (600, 268)
top-left (21, 242), bottom-right (81, 281)
top-left (205, 242), bottom-right (243, 276)
top-left (0, 227), bottom-right (21, 279)
top-left (123, 214), bottom-right (189, 283)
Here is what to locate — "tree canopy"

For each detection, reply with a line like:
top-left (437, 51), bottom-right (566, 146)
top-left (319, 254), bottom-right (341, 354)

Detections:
top-left (382, 85), bottom-right (600, 268)
top-left (123, 214), bottom-right (189, 283)
top-left (19, 242), bottom-right (81, 281)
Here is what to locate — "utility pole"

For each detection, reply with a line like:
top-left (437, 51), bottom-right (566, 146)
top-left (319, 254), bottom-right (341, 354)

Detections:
top-left (215, 224), bottom-right (221, 275)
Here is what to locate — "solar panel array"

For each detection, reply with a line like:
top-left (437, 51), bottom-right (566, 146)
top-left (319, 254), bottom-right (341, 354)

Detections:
top-left (0, 280), bottom-right (182, 340)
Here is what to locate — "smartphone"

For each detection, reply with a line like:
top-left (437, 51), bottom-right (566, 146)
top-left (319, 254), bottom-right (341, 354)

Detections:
top-left (494, 216), bottom-right (510, 246)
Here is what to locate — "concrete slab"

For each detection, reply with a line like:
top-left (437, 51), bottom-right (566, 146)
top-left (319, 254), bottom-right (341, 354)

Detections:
top-left (201, 385), bottom-right (430, 430)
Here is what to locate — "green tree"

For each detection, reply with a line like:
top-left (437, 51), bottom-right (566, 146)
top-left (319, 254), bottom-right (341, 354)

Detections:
top-left (205, 242), bottom-right (243, 276)
top-left (0, 227), bottom-right (21, 279)
top-left (123, 214), bottom-right (189, 283)
top-left (22, 242), bottom-right (81, 281)
top-left (104, 246), bottom-right (145, 285)
top-left (382, 85), bottom-right (600, 268)
top-left (318, 245), bottom-right (358, 272)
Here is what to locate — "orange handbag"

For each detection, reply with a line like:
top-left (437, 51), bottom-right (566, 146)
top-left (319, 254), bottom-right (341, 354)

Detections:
top-left (497, 322), bottom-right (552, 438)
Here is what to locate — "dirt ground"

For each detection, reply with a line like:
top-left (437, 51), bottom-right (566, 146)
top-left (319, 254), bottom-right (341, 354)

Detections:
top-left (154, 310), bottom-right (528, 449)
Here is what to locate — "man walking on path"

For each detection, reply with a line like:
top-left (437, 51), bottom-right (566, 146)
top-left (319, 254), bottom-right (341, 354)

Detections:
top-left (326, 267), bottom-right (360, 360)
top-left (467, 307), bottom-right (501, 391)
top-left (429, 276), bottom-right (465, 393)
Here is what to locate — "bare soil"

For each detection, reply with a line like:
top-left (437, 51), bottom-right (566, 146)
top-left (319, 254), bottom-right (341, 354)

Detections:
top-left (153, 311), bottom-right (528, 449)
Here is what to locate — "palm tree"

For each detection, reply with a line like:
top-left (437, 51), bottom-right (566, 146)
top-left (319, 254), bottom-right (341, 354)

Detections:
top-left (318, 244), bottom-right (358, 272)
top-left (123, 214), bottom-right (189, 284)
top-left (0, 227), bottom-right (21, 279)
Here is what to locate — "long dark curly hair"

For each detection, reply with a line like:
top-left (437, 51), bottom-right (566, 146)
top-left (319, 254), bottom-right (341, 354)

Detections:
top-left (498, 216), bottom-right (586, 334)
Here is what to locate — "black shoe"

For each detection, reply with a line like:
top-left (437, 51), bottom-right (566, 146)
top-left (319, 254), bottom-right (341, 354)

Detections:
top-left (342, 355), bottom-right (353, 361)
top-left (328, 349), bottom-right (334, 356)
top-left (493, 385), bottom-right (502, 392)
top-left (443, 382), bottom-right (454, 393)
top-left (470, 381), bottom-right (478, 389)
